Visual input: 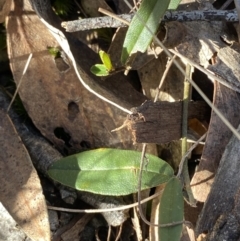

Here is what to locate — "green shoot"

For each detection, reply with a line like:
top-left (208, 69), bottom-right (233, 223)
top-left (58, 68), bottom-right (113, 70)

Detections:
top-left (90, 50), bottom-right (114, 77)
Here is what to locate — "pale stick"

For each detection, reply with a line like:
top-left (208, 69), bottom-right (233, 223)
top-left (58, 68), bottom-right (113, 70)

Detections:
top-left (62, 10), bottom-right (238, 32)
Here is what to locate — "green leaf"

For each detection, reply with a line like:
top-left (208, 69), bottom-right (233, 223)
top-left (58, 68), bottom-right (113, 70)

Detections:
top-left (121, 0), bottom-right (170, 64)
top-left (90, 64), bottom-right (109, 76)
top-left (168, 0), bottom-right (182, 10)
top-left (159, 177), bottom-right (184, 241)
top-left (47, 148), bottom-right (174, 196)
top-left (99, 50), bottom-right (113, 71)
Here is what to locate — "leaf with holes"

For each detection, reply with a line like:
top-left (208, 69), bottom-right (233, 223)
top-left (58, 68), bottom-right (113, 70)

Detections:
top-left (47, 148), bottom-right (174, 195)
top-left (121, 0), bottom-right (170, 64)
top-left (159, 177), bottom-right (184, 241)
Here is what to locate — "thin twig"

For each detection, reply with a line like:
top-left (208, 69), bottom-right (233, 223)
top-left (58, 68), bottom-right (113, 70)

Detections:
top-left (137, 143), bottom-right (150, 225)
top-left (107, 226), bottom-right (111, 241)
top-left (7, 53), bottom-right (33, 112)
top-left (61, 13), bottom-right (132, 31)
top-left (177, 133), bottom-right (207, 178)
top-left (115, 224), bottom-right (122, 241)
top-left (154, 55), bottom-right (176, 102)
top-left (133, 0), bottom-right (138, 9)
top-left (62, 10), bottom-right (238, 32)
top-left (181, 64), bottom-right (196, 207)
top-left (47, 189), bottom-right (163, 213)
top-left (220, 0), bottom-right (234, 10)
top-left (187, 139), bottom-right (205, 144)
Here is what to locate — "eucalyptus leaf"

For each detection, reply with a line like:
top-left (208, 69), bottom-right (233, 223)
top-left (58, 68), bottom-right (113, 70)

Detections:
top-left (121, 0), bottom-right (170, 64)
top-left (48, 148), bottom-right (174, 196)
top-left (90, 64), bottom-right (109, 76)
top-left (159, 177), bottom-right (184, 241)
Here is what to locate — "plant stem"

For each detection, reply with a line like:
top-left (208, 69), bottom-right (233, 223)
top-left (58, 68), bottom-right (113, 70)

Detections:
top-left (220, 0), bottom-right (233, 10)
top-left (177, 133), bottom-right (207, 178)
top-left (181, 64), bottom-right (196, 207)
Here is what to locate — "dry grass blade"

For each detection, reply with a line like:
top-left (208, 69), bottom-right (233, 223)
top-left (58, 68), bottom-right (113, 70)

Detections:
top-left (7, 53), bottom-right (32, 112)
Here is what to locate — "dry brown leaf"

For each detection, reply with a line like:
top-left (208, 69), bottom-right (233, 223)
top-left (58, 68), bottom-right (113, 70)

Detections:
top-left (0, 202), bottom-right (31, 240)
top-left (208, 43), bottom-right (240, 92)
top-left (180, 225), bottom-right (195, 241)
top-left (6, 0), bottom-right (146, 153)
top-left (0, 0), bottom-right (12, 23)
top-left (6, 0), bottom-right (93, 153)
top-left (138, 54), bottom-right (184, 102)
top-left (175, 15), bottom-right (240, 94)
top-left (0, 109), bottom-right (50, 241)
top-left (61, 214), bottom-right (93, 241)
top-left (196, 124), bottom-right (240, 239)
top-left (176, 20), bottom-right (226, 68)
top-left (191, 82), bottom-right (240, 202)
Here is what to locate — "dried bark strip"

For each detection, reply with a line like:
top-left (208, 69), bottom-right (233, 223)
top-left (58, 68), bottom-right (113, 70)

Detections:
top-left (127, 100), bottom-right (210, 144)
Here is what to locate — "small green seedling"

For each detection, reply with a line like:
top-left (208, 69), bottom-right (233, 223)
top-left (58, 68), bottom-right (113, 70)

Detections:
top-left (121, 0), bottom-right (182, 65)
top-left (47, 46), bottom-right (61, 58)
top-left (90, 50), bottom-right (114, 76)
